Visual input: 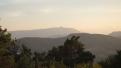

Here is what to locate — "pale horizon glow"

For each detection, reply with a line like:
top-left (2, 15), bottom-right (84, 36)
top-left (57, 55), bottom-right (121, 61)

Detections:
top-left (0, 0), bottom-right (121, 34)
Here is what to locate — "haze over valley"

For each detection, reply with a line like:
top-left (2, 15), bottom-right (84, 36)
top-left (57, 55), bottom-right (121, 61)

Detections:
top-left (12, 27), bottom-right (121, 62)
top-left (1, 0), bottom-right (121, 68)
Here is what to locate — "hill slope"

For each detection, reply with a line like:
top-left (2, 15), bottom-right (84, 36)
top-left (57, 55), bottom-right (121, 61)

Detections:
top-left (17, 33), bottom-right (121, 61)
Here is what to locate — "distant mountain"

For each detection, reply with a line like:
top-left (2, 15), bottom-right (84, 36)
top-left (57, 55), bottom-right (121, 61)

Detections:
top-left (109, 31), bottom-right (121, 38)
top-left (10, 27), bottom-right (80, 39)
top-left (17, 33), bottom-right (121, 62)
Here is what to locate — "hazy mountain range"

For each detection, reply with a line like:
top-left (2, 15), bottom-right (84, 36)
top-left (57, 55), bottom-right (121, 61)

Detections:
top-left (109, 31), bottom-right (121, 38)
top-left (17, 33), bottom-right (121, 62)
top-left (10, 27), bottom-right (80, 39)
top-left (10, 27), bottom-right (121, 61)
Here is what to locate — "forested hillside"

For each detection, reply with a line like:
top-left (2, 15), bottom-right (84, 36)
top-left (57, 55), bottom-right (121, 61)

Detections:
top-left (17, 33), bottom-right (121, 61)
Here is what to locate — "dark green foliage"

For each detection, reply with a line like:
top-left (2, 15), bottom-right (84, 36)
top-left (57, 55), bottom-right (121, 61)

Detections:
top-left (16, 45), bottom-right (33, 68)
top-left (99, 50), bottom-right (121, 68)
top-left (46, 36), bottom-right (95, 68)
top-left (33, 52), bottom-right (45, 68)
top-left (0, 26), bottom-right (15, 68)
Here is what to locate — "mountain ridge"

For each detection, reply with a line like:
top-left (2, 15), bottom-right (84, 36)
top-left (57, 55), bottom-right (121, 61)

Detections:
top-left (109, 31), bottom-right (121, 38)
top-left (17, 33), bottom-right (121, 62)
top-left (10, 27), bottom-right (80, 39)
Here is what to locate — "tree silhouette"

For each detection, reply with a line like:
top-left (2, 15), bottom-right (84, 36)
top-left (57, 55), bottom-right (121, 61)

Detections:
top-left (33, 52), bottom-right (45, 68)
top-left (99, 50), bottom-right (121, 68)
top-left (0, 26), bottom-right (15, 68)
top-left (16, 45), bottom-right (33, 68)
top-left (46, 36), bottom-right (95, 68)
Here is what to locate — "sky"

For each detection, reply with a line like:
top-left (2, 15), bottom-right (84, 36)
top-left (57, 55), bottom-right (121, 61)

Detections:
top-left (0, 0), bottom-right (121, 34)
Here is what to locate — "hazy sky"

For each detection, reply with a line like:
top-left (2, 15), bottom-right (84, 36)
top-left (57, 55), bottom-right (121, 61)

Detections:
top-left (0, 0), bottom-right (121, 34)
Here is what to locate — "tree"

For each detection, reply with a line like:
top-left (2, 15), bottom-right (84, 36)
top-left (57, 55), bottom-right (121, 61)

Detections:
top-left (46, 36), bottom-right (95, 68)
top-left (99, 50), bottom-right (121, 68)
top-left (0, 26), bottom-right (15, 68)
top-left (33, 52), bottom-right (43, 68)
top-left (16, 45), bottom-right (33, 68)
top-left (62, 36), bottom-right (95, 68)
